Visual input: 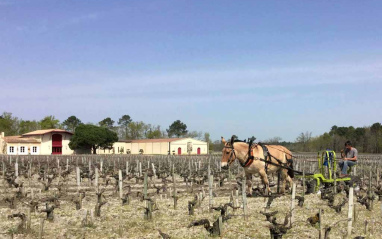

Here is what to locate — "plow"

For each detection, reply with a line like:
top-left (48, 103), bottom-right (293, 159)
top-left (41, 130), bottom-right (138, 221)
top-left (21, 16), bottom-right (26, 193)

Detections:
top-left (296, 150), bottom-right (361, 193)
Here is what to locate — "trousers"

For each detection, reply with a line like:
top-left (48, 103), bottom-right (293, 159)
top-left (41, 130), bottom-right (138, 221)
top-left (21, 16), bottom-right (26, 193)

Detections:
top-left (339, 160), bottom-right (357, 175)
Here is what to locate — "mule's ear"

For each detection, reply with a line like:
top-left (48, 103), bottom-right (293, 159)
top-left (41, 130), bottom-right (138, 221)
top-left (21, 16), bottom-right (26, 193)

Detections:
top-left (230, 135), bottom-right (235, 145)
top-left (221, 137), bottom-right (226, 144)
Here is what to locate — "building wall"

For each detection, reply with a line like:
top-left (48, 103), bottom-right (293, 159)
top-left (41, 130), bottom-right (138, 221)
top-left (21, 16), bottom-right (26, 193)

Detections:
top-left (96, 141), bottom-right (171, 155)
top-left (6, 143), bottom-right (41, 155)
top-left (95, 142), bottom-right (127, 155)
top-left (0, 132), bottom-right (5, 154)
top-left (24, 133), bottom-right (73, 155)
top-left (170, 138), bottom-right (208, 155)
top-left (81, 138), bottom-right (207, 155)
top-left (160, 142), bottom-right (169, 154)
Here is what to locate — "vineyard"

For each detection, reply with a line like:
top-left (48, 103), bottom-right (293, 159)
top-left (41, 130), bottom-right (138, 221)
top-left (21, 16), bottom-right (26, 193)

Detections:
top-left (0, 154), bottom-right (381, 239)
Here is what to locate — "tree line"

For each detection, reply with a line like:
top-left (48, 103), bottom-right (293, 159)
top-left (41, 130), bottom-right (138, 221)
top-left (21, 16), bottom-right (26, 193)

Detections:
top-left (0, 112), bottom-right (213, 149)
top-left (292, 123), bottom-right (382, 153)
top-left (209, 123), bottom-right (382, 154)
top-left (2, 112), bottom-right (380, 153)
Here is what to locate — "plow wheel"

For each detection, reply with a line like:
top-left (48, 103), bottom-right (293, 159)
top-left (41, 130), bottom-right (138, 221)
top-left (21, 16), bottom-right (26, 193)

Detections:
top-left (306, 179), bottom-right (318, 194)
top-left (345, 175), bottom-right (362, 187)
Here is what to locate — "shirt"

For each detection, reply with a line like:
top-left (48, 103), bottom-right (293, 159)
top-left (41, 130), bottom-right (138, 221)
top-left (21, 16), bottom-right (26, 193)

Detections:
top-left (345, 147), bottom-right (358, 161)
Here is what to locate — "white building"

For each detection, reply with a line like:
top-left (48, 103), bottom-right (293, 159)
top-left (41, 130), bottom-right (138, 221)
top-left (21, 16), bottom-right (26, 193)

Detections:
top-left (0, 129), bottom-right (208, 155)
top-left (97, 138), bottom-right (208, 155)
top-left (0, 129), bottom-right (74, 155)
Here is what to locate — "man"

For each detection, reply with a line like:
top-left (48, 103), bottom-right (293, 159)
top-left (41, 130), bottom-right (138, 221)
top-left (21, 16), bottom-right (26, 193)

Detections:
top-left (339, 141), bottom-right (357, 177)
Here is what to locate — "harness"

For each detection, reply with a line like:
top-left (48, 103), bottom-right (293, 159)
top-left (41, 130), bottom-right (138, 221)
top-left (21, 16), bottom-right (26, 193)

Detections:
top-left (225, 138), bottom-right (301, 177)
top-left (259, 144), bottom-right (271, 174)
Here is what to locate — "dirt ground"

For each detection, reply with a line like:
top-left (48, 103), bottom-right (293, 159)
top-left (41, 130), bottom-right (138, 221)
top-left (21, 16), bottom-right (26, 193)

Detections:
top-left (0, 173), bottom-right (381, 239)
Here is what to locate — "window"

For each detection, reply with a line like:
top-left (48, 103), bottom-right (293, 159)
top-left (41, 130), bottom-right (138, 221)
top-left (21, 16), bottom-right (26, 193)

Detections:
top-left (32, 147), bottom-right (37, 153)
top-left (9, 146), bottom-right (14, 153)
top-left (20, 146), bottom-right (25, 153)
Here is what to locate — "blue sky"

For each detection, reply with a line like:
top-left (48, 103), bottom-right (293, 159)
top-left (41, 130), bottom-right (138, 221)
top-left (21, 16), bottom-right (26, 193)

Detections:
top-left (1, 0), bottom-right (382, 141)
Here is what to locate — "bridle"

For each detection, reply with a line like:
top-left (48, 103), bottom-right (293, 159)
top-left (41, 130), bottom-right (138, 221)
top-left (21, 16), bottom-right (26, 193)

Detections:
top-left (223, 144), bottom-right (236, 166)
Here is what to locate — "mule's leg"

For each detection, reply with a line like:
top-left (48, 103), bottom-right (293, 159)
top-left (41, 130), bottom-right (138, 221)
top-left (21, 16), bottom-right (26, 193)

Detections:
top-left (279, 169), bottom-right (288, 194)
top-left (286, 175), bottom-right (293, 191)
top-left (259, 169), bottom-right (270, 195)
top-left (245, 172), bottom-right (253, 195)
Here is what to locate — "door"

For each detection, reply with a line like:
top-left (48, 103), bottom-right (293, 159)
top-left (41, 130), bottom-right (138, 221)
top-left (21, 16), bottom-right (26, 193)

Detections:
top-left (178, 147), bottom-right (182, 155)
top-left (197, 147), bottom-right (201, 155)
top-left (52, 134), bottom-right (63, 155)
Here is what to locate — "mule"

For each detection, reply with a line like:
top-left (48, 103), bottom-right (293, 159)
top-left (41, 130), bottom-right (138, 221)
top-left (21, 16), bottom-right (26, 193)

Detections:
top-left (221, 136), bottom-right (294, 195)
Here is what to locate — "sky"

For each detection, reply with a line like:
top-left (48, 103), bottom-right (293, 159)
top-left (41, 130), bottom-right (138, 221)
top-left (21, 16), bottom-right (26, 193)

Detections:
top-left (1, 0), bottom-right (382, 142)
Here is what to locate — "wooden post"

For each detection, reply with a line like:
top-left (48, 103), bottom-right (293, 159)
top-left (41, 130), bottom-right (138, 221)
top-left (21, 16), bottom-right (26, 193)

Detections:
top-left (143, 172), bottom-right (148, 199)
top-left (318, 209), bottom-right (323, 239)
top-left (100, 159), bottom-right (103, 172)
top-left (27, 207), bottom-right (32, 230)
top-left (347, 187), bottom-right (354, 238)
top-left (15, 162), bottom-right (18, 177)
top-left (218, 216), bottom-right (223, 236)
top-left (139, 162), bottom-right (142, 177)
top-left (151, 163), bottom-right (156, 178)
top-left (119, 170), bottom-right (123, 203)
top-left (376, 167), bottom-right (379, 186)
top-left (290, 183), bottom-right (296, 227)
top-left (364, 220), bottom-right (368, 235)
top-left (172, 165), bottom-right (177, 209)
top-left (333, 169), bottom-right (337, 194)
top-left (242, 177), bottom-right (247, 219)
top-left (230, 190), bottom-right (234, 205)
top-left (302, 160), bottom-right (306, 197)
top-left (235, 189), bottom-right (239, 210)
top-left (57, 159), bottom-right (61, 184)
top-left (39, 218), bottom-right (45, 239)
top-left (362, 166), bottom-right (365, 188)
top-left (95, 167), bottom-right (99, 192)
top-left (208, 164), bottom-right (213, 212)
top-left (2, 161), bottom-right (5, 179)
top-left (369, 170), bottom-right (373, 210)
top-left (76, 167), bottom-right (80, 191)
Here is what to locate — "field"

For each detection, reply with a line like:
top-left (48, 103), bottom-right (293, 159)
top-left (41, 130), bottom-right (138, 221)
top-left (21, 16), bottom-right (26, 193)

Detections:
top-left (0, 154), bottom-right (381, 239)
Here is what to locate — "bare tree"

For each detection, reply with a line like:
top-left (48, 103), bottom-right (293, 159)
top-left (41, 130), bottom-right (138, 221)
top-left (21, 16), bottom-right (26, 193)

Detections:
top-left (296, 131), bottom-right (312, 152)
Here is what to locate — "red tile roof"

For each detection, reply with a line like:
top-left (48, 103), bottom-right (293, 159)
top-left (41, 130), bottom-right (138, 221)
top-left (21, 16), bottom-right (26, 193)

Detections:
top-left (119, 138), bottom-right (182, 143)
top-left (4, 136), bottom-right (41, 143)
top-left (22, 129), bottom-right (73, 136)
